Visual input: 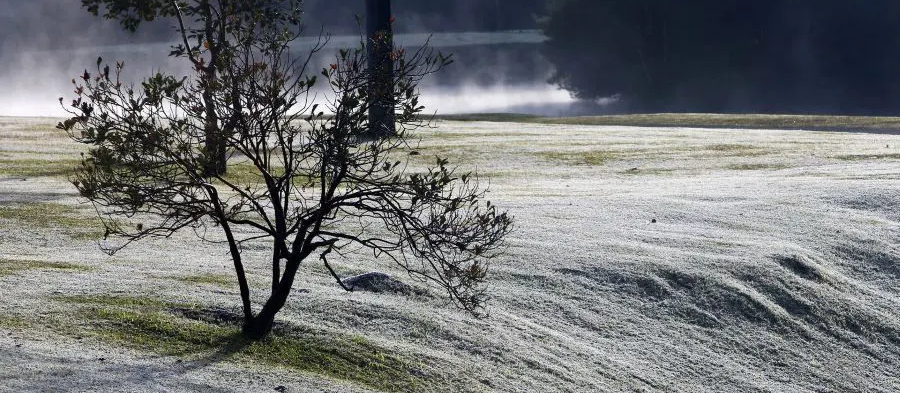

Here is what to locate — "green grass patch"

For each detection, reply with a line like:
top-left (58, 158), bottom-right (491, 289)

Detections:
top-left (423, 131), bottom-right (539, 140)
top-left (622, 167), bottom-right (677, 176)
top-left (0, 315), bottom-right (32, 330)
top-left (435, 113), bottom-right (542, 122)
top-left (0, 202), bottom-right (105, 240)
top-left (170, 273), bottom-right (234, 287)
top-left (220, 161), bottom-right (321, 188)
top-left (219, 161), bottom-right (268, 185)
top-left (538, 151), bottom-right (616, 166)
top-left (405, 146), bottom-right (481, 167)
top-left (0, 258), bottom-right (89, 276)
top-left (58, 295), bottom-right (437, 392)
top-left (706, 144), bottom-right (754, 152)
top-left (90, 307), bottom-right (237, 356)
top-left (725, 163), bottom-right (791, 171)
top-left (528, 113), bottom-right (900, 130)
top-left (0, 159), bottom-right (80, 178)
top-left (0, 122), bottom-right (67, 137)
top-left (438, 112), bottom-right (900, 132)
top-left (697, 144), bottom-right (769, 157)
top-left (61, 295), bottom-right (173, 309)
top-left (244, 331), bottom-right (427, 392)
top-left (832, 153), bottom-right (900, 161)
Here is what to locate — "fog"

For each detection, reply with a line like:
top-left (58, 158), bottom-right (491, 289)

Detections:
top-left (0, 1), bottom-right (588, 118)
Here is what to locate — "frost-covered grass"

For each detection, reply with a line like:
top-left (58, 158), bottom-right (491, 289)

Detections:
top-left (0, 118), bottom-right (83, 176)
top-left (1, 117), bottom-right (899, 392)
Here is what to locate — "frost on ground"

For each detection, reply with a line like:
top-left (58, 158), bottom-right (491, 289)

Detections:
top-left (0, 117), bottom-right (899, 392)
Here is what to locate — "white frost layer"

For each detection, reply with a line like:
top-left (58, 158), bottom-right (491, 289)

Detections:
top-left (0, 119), bottom-right (899, 391)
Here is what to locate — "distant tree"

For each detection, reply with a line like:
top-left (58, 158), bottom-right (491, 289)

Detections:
top-left (59, 0), bottom-right (512, 339)
top-left (541, 0), bottom-right (768, 112)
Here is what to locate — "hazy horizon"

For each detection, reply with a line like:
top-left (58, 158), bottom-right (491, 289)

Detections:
top-left (1, 30), bottom-right (586, 118)
top-left (0, 0), bottom-right (583, 118)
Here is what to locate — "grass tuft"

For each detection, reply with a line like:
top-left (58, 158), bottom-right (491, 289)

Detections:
top-left (832, 153), bottom-right (900, 161)
top-left (0, 159), bottom-right (80, 178)
top-left (706, 144), bottom-right (753, 152)
top-left (538, 151), bottom-right (615, 166)
top-left (0, 202), bottom-right (105, 240)
top-left (725, 163), bottom-right (791, 171)
top-left (90, 307), bottom-right (237, 356)
top-left (0, 259), bottom-right (89, 276)
top-left (700, 144), bottom-right (770, 157)
top-left (622, 167), bottom-right (677, 176)
top-left (435, 113), bottom-right (542, 122)
top-left (219, 161), bottom-right (321, 189)
top-left (60, 295), bottom-right (173, 309)
top-left (245, 331), bottom-right (428, 392)
top-left (170, 273), bottom-right (234, 287)
top-left (529, 113), bottom-right (900, 130)
top-left (0, 316), bottom-right (31, 330)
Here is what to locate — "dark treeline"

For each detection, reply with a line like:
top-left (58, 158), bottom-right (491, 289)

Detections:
top-left (542, 0), bottom-right (900, 115)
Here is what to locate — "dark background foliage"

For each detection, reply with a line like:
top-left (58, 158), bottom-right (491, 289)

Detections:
top-left (542, 0), bottom-right (900, 115)
top-left (6, 0), bottom-right (900, 115)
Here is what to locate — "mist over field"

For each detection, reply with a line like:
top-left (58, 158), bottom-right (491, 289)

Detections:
top-left (0, 34), bottom-right (577, 117)
top-left (0, 0), bottom-right (575, 117)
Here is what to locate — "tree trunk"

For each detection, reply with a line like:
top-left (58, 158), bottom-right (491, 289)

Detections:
top-left (271, 243), bottom-right (281, 296)
top-left (203, 119), bottom-right (226, 176)
top-left (241, 250), bottom-right (308, 339)
top-left (242, 312), bottom-right (276, 340)
top-left (366, 0), bottom-right (395, 139)
top-left (241, 277), bottom-right (292, 339)
top-left (206, 186), bottom-right (254, 325)
top-left (201, 0), bottom-right (227, 176)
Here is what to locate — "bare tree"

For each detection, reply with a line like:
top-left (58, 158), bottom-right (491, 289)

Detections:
top-left (59, 0), bottom-right (512, 339)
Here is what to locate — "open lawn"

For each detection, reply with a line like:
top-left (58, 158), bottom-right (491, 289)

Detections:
top-left (0, 116), bottom-right (898, 392)
top-left (439, 112), bottom-right (900, 132)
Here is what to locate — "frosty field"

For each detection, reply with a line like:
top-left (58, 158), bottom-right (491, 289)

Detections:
top-left (0, 116), bottom-right (898, 392)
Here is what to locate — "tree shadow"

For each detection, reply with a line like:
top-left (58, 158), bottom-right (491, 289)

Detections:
top-left (167, 306), bottom-right (252, 370)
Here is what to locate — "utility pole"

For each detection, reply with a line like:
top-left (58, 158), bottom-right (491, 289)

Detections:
top-left (366, 0), bottom-right (395, 138)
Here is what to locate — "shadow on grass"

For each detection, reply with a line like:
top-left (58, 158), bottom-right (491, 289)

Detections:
top-left (58, 295), bottom-right (436, 392)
